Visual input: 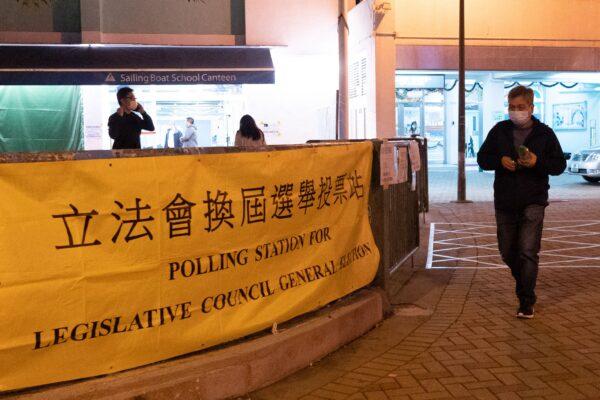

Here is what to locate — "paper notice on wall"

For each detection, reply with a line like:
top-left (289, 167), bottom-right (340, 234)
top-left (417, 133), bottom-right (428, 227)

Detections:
top-left (380, 142), bottom-right (397, 186)
top-left (408, 141), bottom-right (421, 172)
top-left (397, 147), bottom-right (408, 184)
top-left (84, 125), bottom-right (103, 150)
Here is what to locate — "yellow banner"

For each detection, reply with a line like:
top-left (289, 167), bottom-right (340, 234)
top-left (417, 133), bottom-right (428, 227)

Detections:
top-left (0, 142), bottom-right (379, 391)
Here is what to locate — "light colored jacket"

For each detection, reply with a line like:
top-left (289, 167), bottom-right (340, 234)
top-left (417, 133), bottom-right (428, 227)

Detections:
top-left (181, 125), bottom-right (198, 148)
top-left (234, 130), bottom-right (266, 147)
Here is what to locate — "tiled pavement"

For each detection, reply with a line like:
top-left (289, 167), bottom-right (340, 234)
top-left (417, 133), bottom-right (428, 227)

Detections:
top-left (250, 200), bottom-right (600, 400)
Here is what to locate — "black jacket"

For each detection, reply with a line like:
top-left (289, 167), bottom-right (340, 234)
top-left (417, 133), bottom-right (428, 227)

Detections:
top-left (108, 111), bottom-right (155, 150)
top-left (477, 117), bottom-right (566, 211)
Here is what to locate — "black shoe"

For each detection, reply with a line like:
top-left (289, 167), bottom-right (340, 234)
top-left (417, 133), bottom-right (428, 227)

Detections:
top-left (517, 305), bottom-right (534, 319)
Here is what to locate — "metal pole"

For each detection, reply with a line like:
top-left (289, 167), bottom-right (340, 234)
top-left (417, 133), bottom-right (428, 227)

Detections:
top-left (457, 0), bottom-right (467, 202)
top-left (338, 0), bottom-right (349, 140)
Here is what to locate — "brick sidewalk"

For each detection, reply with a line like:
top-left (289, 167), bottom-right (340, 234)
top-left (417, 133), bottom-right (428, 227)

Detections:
top-left (250, 200), bottom-right (600, 400)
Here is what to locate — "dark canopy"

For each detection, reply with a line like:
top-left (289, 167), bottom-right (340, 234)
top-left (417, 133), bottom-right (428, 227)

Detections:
top-left (0, 45), bottom-right (275, 85)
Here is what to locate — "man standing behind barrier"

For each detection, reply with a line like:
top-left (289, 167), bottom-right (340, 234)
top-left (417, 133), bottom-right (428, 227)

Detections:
top-left (180, 117), bottom-right (198, 148)
top-left (108, 87), bottom-right (155, 149)
top-left (477, 85), bottom-right (566, 319)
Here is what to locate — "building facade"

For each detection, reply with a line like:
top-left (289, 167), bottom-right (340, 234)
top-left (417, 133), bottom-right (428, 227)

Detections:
top-left (344, 0), bottom-right (600, 163)
top-left (0, 0), bottom-right (340, 150)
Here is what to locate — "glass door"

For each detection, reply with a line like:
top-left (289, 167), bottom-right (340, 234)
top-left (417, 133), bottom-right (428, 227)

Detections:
top-left (465, 105), bottom-right (482, 165)
top-left (424, 103), bottom-right (445, 163)
top-left (397, 102), bottom-right (423, 136)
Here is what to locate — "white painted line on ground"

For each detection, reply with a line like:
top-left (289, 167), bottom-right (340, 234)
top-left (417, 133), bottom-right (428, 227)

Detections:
top-left (426, 223), bottom-right (435, 269)
top-left (432, 255), bottom-right (505, 268)
top-left (430, 265), bottom-right (600, 269)
top-left (434, 233), bottom-right (497, 244)
top-left (434, 220), bottom-right (600, 224)
top-left (427, 220), bottom-right (600, 270)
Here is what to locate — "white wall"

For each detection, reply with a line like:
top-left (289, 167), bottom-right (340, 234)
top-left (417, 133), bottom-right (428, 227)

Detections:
top-left (445, 87), bottom-right (458, 165)
top-left (82, 85), bottom-right (110, 150)
top-left (481, 77), bottom-right (505, 137)
top-left (348, 0), bottom-right (377, 139)
top-left (544, 87), bottom-right (600, 153)
top-left (242, 49), bottom-right (338, 144)
top-left (347, 0), bottom-right (397, 139)
top-left (244, 0), bottom-right (339, 144)
top-left (245, 0), bottom-right (338, 54)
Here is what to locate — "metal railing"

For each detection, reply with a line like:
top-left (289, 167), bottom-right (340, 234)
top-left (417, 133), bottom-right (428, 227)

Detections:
top-left (389, 137), bottom-right (429, 213)
top-left (368, 140), bottom-right (420, 294)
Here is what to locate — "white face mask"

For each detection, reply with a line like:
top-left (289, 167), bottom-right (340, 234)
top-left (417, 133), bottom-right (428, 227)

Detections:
top-left (509, 110), bottom-right (531, 126)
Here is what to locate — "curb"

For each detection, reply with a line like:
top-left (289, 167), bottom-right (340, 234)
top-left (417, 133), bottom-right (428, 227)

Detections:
top-left (4, 289), bottom-right (385, 400)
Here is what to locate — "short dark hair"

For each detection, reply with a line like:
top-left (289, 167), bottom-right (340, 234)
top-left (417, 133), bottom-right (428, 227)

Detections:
top-left (508, 85), bottom-right (534, 105)
top-left (116, 87), bottom-right (133, 105)
top-left (186, 117), bottom-right (194, 124)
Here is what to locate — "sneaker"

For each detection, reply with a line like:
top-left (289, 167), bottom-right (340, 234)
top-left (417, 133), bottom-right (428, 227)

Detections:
top-left (516, 306), bottom-right (523, 317)
top-left (517, 305), bottom-right (534, 319)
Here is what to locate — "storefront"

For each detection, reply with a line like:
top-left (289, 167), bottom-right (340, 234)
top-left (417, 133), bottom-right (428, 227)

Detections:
top-left (0, 44), bottom-right (275, 151)
top-left (82, 84), bottom-right (247, 150)
top-left (395, 71), bottom-right (600, 165)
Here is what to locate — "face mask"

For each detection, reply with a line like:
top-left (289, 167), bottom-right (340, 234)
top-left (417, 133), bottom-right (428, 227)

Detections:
top-left (509, 110), bottom-right (531, 126)
top-left (127, 100), bottom-right (138, 111)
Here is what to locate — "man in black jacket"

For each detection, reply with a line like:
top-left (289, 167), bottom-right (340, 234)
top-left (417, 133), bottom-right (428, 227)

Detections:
top-left (108, 87), bottom-right (155, 149)
top-left (477, 85), bottom-right (566, 319)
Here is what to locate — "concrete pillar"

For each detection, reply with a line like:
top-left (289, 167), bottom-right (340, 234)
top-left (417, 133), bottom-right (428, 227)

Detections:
top-left (347, 0), bottom-right (396, 140)
top-left (374, 1), bottom-right (396, 139)
top-left (482, 75), bottom-right (505, 140)
top-left (445, 86), bottom-right (458, 165)
top-left (338, 0), bottom-right (350, 139)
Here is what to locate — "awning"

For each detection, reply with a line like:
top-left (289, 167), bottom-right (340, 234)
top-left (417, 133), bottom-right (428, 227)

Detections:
top-left (0, 45), bottom-right (275, 85)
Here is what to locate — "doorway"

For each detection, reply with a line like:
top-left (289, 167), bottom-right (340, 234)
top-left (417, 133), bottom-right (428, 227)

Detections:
top-left (396, 89), bottom-right (446, 163)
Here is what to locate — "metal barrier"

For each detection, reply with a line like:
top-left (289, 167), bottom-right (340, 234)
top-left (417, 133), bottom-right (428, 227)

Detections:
top-left (389, 137), bottom-right (429, 213)
top-left (368, 140), bottom-right (420, 294)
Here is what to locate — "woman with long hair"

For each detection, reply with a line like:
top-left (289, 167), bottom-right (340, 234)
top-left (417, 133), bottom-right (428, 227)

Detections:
top-left (234, 114), bottom-right (266, 147)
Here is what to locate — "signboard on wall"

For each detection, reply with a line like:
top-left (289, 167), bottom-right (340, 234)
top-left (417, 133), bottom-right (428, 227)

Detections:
top-left (553, 102), bottom-right (587, 130)
top-left (395, 74), bottom-right (445, 89)
top-left (0, 71), bottom-right (275, 85)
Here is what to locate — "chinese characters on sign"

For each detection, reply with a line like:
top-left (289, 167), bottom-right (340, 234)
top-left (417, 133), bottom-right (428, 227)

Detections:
top-left (163, 194), bottom-right (196, 238)
top-left (53, 171), bottom-right (365, 249)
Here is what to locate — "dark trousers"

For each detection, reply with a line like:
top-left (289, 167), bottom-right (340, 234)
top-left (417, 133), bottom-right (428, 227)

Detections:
top-left (495, 204), bottom-right (545, 307)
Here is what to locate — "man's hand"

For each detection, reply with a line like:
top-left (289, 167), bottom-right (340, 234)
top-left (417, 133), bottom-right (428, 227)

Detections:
top-left (517, 151), bottom-right (537, 168)
top-left (136, 103), bottom-right (145, 113)
top-left (501, 156), bottom-right (517, 172)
